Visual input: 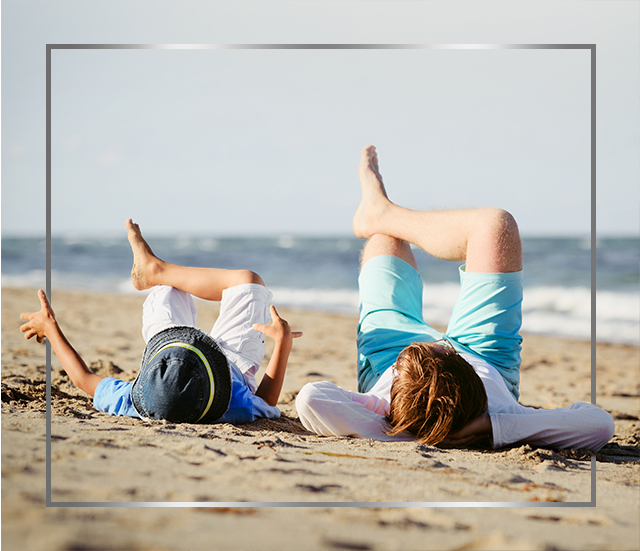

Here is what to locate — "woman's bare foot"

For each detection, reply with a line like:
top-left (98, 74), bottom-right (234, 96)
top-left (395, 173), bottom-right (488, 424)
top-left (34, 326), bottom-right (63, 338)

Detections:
top-left (353, 145), bottom-right (392, 239)
top-left (125, 218), bottom-right (163, 290)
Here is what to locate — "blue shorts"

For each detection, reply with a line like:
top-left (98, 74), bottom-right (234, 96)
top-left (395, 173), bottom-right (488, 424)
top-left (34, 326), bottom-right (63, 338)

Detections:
top-left (357, 255), bottom-right (523, 399)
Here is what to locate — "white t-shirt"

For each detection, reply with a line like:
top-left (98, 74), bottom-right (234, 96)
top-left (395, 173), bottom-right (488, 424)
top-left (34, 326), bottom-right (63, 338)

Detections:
top-left (295, 353), bottom-right (615, 451)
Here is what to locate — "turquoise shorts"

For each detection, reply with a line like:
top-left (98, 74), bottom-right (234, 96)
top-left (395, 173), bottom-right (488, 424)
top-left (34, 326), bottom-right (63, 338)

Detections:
top-left (357, 255), bottom-right (523, 399)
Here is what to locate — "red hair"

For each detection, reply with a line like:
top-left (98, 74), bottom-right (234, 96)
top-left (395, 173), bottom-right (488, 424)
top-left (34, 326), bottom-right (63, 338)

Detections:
top-left (385, 341), bottom-right (487, 445)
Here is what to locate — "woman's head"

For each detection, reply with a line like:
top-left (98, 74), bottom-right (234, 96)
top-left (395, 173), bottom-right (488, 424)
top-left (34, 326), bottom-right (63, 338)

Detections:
top-left (385, 341), bottom-right (487, 445)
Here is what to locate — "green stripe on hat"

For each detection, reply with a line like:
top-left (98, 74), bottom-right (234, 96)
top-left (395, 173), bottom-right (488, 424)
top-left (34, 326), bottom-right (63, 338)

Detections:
top-left (151, 342), bottom-right (215, 422)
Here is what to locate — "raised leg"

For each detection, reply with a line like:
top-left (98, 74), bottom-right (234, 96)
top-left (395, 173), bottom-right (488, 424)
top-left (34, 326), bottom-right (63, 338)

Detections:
top-left (359, 234), bottom-right (418, 271)
top-left (353, 146), bottom-right (522, 273)
top-left (126, 219), bottom-right (264, 301)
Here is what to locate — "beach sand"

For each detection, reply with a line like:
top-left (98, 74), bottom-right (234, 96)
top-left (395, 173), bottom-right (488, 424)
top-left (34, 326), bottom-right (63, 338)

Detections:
top-left (2, 287), bottom-right (639, 551)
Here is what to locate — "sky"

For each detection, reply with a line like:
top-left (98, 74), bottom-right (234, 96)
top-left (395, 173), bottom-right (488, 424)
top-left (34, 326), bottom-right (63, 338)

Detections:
top-left (2, 1), bottom-right (639, 238)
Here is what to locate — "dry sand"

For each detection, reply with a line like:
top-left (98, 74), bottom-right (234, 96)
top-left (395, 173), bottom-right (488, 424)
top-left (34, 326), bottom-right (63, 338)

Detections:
top-left (2, 287), bottom-right (639, 551)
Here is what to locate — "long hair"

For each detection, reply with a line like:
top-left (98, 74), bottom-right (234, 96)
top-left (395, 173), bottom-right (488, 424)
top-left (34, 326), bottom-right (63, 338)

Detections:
top-left (385, 341), bottom-right (487, 445)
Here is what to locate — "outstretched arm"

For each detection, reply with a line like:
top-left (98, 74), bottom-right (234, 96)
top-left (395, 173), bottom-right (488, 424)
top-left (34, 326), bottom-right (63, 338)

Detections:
top-left (489, 402), bottom-right (615, 452)
top-left (20, 290), bottom-right (105, 397)
top-left (252, 305), bottom-right (303, 406)
top-left (443, 392), bottom-right (615, 451)
top-left (295, 373), bottom-right (415, 441)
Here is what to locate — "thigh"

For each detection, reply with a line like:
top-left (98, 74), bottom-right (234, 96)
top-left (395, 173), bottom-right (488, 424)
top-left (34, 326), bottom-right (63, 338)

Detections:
top-left (446, 267), bottom-right (523, 399)
top-left (141, 285), bottom-right (198, 344)
top-left (357, 255), bottom-right (442, 392)
top-left (210, 283), bottom-right (273, 392)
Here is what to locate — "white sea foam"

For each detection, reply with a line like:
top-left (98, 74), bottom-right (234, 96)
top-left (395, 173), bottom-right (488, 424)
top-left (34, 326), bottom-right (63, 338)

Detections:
top-left (272, 283), bottom-right (639, 345)
top-left (270, 287), bottom-right (360, 314)
top-left (522, 286), bottom-right (639, 344)
top-left (3, 273), bottom-right (638, 345)
top-left (1, 270), bottom-right (137, 295)
top-left (2, 270), bottom-right (47, 289)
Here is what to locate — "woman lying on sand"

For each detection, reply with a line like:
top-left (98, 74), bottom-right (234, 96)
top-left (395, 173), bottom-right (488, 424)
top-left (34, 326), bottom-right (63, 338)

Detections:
top-left (20, 220), bottom-right (302, 424)
top-left (296, 145), bottom-right (614, 451)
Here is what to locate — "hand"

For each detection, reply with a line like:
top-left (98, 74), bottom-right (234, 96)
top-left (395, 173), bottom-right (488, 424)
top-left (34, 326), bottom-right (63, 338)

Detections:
top-left (252, 305), bottom-right (303, 344)
top-left (20, 289), bottom-right (56, 344)
top-left (438, 413), bottom-right (492, 448)
top-left (253, 305), bottom-right (303, 406)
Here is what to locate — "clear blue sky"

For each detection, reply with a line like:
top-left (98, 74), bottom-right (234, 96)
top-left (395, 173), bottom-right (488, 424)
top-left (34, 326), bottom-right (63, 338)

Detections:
top-left (2, 1), bottom-right (638, 238)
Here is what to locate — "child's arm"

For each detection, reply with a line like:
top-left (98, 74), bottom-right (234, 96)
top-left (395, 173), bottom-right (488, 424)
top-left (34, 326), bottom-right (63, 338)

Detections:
top-left (295, 380), bottom-right (414, 441)
top-left (20, 289), bottom-right (105, 397)
top-left (488, 402), bottom-right (615, 451)
top-left (252, 305), bottom-right (302, 407)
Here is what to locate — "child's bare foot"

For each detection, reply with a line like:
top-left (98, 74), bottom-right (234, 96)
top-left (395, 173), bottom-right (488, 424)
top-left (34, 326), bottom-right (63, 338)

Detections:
top-left (125, 218), bottom-right (162, 290)
top-left (353, 145), bottom-right (392, 239)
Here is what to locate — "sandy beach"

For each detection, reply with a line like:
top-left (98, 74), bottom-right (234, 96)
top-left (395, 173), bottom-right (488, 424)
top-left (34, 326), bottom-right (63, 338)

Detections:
top-left (2, 286), bottom-right (639, 551)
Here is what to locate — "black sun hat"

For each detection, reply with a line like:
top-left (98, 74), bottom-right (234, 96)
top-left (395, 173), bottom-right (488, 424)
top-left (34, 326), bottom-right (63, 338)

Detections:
top-left (131, 326), bottom-right (232, 424)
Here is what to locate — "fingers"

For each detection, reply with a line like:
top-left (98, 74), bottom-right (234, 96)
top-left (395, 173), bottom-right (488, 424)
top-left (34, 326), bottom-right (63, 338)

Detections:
top-left (252, 323), bottom-right (267, 334)
top-left (20, 290), bottom-right (50, 322)
top-left (253, 305), bottom-right (303, 339)
top-left (22, 327), bottom-right (37, 341)
top-left (269, 304), bottom-right (281, 320)
top-left (38, 289), bottom-right (51, 311)
top-left (272, 305), bottom-right (303, 338)
top-left (254, 305), bottom-right (282, 331)
top-left (21, 325), bottom-right (46, 344)
top-left (19, 320), bottom-right (42, 338)
top-left (268, 305), bottom-right (293, 331)
top-left (252, 323), bottom-right (303, 339)
top-left (19, 290), bottom-right (52, 344)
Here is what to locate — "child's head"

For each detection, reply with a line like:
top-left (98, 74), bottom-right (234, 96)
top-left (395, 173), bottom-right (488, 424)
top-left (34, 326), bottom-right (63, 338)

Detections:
top-left (385, 341), bottom-right (487, 445)
top-left (131, 326), bottom-right (232, 423)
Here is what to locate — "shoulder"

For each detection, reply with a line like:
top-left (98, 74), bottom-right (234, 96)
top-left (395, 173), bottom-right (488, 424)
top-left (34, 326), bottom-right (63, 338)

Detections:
top-left (94, 377), bottom-right (132, 398)
top-left (93, 377), bottom-right (138, 417)
top-left (219, 364), bottom-right (280, 424)
top-left (460, 353), bottom-right (517, 406)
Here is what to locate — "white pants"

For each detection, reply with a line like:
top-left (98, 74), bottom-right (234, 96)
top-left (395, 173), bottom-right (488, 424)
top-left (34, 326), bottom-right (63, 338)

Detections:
top-left (141, 284), bottom-right (273, 393)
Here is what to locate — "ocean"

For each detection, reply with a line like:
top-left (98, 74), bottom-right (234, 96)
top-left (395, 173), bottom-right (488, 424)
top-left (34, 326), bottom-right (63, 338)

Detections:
top-left (2, 235), bottom-right (638, 346)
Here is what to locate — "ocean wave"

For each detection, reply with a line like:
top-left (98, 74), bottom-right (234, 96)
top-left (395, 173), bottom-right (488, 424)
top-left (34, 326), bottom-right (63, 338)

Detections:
top-left (2, 272), bottom-right (637, 345)
top-left (272, 284), bottom-right (639, 346)
top-left (1, 270), bottom-right (137, 295)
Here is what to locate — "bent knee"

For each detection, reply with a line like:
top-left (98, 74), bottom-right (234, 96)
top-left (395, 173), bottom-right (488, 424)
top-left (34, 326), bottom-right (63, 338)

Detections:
top-left (480, 208), bottom-right (520, 239)
top-left (475, 208), bottom-right (522, 272)
top-left (233, 270), bottom-right (265, 287)
top-left (359, 235), bottom-right (418, 271)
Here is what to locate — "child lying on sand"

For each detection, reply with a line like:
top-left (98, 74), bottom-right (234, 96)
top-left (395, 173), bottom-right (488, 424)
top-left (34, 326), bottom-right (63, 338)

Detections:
top-left (296, 146), bottom-right (614, 451)
top-left (20, 219), bottom-right (302, 424)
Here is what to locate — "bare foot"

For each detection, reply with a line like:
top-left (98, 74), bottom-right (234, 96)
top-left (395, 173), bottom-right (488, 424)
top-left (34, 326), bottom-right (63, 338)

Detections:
top-left (125, 218), bottom-right (162, 290)
top-left (353, 145), bottom-right (392, 238)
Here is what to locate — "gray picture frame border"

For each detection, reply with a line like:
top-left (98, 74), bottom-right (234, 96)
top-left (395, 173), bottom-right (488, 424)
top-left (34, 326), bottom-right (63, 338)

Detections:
top-left (45, 43), bottom-right (597, 508)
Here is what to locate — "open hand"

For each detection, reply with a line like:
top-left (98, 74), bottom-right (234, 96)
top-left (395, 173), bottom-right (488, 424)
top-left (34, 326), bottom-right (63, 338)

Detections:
top-left (252, 305), bottom-right (303, 343)
top-left (20, 289), bottom-right (56, 344)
